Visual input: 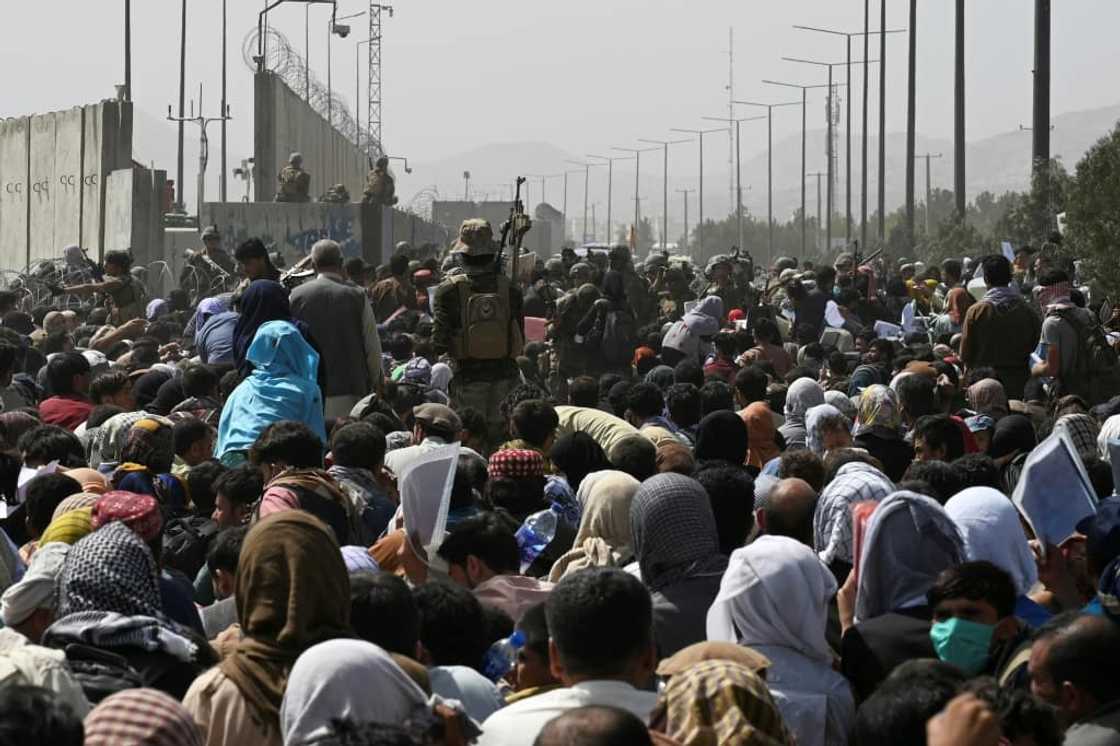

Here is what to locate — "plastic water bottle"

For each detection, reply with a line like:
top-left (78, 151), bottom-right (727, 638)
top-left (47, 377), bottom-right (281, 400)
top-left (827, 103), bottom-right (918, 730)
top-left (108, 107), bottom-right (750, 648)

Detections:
top-left (481, 630), bottom-right (526, 682)
top-left (515, 509), bottom-right (558, 574)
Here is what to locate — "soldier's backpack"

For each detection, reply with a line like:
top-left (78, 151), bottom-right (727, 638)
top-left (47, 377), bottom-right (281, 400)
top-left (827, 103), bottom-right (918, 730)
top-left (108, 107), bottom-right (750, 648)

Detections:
top-left (600, 308), bottom-right (638, 366)
top-left (450, 274), bottom-right (522, 361)
top-left (1048, 306), bottom-right (1120, 404)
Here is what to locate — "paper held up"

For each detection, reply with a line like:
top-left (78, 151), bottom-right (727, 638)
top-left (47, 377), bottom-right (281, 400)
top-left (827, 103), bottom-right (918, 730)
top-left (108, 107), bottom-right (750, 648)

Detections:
top-left (1012, 429), bottom-right (1097, 557)
top-left (399, 442), bottom-right (460, 562)
top-left (873, 320), bottom-right (903, 340)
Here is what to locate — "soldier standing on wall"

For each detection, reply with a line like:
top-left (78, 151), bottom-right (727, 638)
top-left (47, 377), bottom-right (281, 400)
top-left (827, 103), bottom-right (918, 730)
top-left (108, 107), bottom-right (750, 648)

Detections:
top-left (362, 156), bottom-right (398, 207)
top-left (180, 225), bottom-right (236, 304)
top-left (276, 152), bottom-right (312, 203)
top-left (431, 219), bottom-right (524, 452)
top-left (51, 250), bottom-right (145, 324)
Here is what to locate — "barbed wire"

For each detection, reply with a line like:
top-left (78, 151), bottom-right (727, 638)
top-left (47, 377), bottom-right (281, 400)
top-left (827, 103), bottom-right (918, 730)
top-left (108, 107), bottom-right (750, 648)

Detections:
top-left (242, 26), bottom-right (384, 159)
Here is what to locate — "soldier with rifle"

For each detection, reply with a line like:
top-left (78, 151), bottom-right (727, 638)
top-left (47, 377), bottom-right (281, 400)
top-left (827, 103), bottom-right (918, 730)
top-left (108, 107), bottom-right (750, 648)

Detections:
top-left (431, 178), bottom-right (529, 452)
top-left (181, 225), bottom-right (236, 305)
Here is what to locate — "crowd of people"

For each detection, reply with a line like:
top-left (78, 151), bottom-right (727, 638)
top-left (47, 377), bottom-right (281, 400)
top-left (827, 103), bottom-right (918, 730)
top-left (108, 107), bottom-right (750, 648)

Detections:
top-left (0, 223), bottom-right (1117, 746)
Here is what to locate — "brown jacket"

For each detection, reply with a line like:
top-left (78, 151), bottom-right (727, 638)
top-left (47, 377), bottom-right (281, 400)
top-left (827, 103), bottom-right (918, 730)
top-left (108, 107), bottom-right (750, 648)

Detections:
top-left (960, 296), bottom-right (1041, 399)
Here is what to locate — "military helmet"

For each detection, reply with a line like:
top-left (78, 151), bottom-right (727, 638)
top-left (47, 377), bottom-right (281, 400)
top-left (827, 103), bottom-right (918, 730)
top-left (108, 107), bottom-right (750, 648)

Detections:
top-left (544, 258), bottom-right (564, 275)
top-left (201, 225), bottom-right (221, 240)
top-left (772, 256), bottom-right (797, 273)
top-left (452, 219), bottom-right (497, 256)
top-left (705, 254), bottom-right (732, 276)
top-left (643, 253), bottom-right (669, 272)
top-left (569, 261), bottom-right (593, 280)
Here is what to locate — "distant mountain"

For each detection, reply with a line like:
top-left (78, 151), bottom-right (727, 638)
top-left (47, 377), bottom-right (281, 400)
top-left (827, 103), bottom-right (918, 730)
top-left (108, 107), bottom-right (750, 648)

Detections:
top-left (399, 104), bottom-right (1120, 240)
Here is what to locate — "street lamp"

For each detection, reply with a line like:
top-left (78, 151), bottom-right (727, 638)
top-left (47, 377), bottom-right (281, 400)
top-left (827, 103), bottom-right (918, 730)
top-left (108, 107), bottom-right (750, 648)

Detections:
top-left (792, 25), bottom-right (902, 245)
top-left (668, 127), bottom-right (727, 255)
top-left (588, 154), bottom-right (634, 245)
top-left (637, 138), bottom-right (692, 259)
top-left (560, 169), bottom-right (583, 243)
top-left (565, 160), bottom-right (604, 245)
top-left (257, 0), bottom-right (336, 70)
top-left (610, 146), bottom-right (659, 240)
top-left (701, 115), bottom-right (765, 254)
top-left (761, 80), bottom-right (836, 258)
top-left (326, 9), bottom-right (365, 128)
top-left (732, 100), bottom-right (800, 264)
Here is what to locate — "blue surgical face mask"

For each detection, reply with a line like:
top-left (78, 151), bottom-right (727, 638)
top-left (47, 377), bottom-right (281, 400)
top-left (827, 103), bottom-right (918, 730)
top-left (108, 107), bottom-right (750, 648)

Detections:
top-left (929, 617), bottom-right (995, 676)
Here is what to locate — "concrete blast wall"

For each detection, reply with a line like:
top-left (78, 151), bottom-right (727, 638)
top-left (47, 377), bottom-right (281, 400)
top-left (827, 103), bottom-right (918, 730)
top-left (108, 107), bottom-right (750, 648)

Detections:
top-left (254, 72), bottom-right (368, 204)
top-left (0, 100), bottom-right (132, 270)
top-left (105, 166), bottom-right (167, 271)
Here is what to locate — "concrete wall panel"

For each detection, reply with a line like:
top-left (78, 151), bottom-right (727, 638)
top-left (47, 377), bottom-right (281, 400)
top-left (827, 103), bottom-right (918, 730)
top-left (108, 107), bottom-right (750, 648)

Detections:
top-left (81, 103), bottom-right (106, 257)
top-left (51, 108), bottom-right (84, 254)
top-left (0, 118), bottom-right (29, 270)
top-left (27, 113), bottom-right (58, 264)
top-left (254, 72), bottom-right (367, 204)
top-left (200, 201), bottom-right (363, 267)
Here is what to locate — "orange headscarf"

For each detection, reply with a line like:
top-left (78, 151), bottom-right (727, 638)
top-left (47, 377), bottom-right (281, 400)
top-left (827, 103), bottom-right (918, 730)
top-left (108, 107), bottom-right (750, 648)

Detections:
top-left (741, 403), bottom-right (781, 470)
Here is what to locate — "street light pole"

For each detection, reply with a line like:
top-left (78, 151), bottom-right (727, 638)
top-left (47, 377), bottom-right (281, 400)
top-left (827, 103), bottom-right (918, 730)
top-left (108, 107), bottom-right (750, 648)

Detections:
top-left (670, 127), bottom-right (727, 255)
top-left (588, 155), bottom-right (635, 244)
top-left (808, 171), bottom-right (824, 251)
top-left (638, 138), bottom-right (692, 260)
top-left (916, 152), bottom-right (943, 236)
top-left (733, 101), bottom-right (799, 264)
top-left (612, 146), bottom-right (660, 239)
top-left (954, 0), bottom-right (966, 218)
top-left (761, 81), bottom-right (833, 257)
top-left (905, 0), bottom-right (917, 248)
top-left (677, 188), bottom-right (693, 249)
top-left (176, 0), bottom-right (186, 210)
top-left (220, 0), bottom-right (228, 201)
top-left (878, 0), bottom-right (888, 244)
top-left (124, 0), bottom-right (132, 101)
top-left (565, 160), bottom-right (604, 244)
top-left (702, 115), bottom-right (765, 252)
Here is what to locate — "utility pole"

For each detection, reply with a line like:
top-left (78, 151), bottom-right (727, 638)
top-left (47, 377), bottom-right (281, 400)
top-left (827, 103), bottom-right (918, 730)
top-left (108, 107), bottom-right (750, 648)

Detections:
top-left (1033, 0), bottom-right (1051, 215)
top-left (670, 127), bottom-right (727, 256)
top-left (561, 169), bottom-right (581, 243)
top-left (176, 0), bottom-right (186, 210)
top-left (726, 27), bottom-right (736, 214)
top-left (124, 0), bottom-right (132, 101)
top-left (734, 101), bottom-right (800, 265)
top-left (638, 138), bottom-right (692, 262)
top-left (167, 88), bottom-right (232, 219)
top-left (954, 0), bottom-right (966, 218)
top-left (762, 80), bottom-right (836, 258)
top-left (808, 171), bottom-right (825, 252)
top-left (612, 146), bottom-right (659, 238)
top-left (793, 25), bottom-right (904, 246)
top-left (862, 0), bottom-right (870, 247)
top-left (916, 153), bottom-right (943, 236)
top-left (677, 188), bottom-right (694, 249)
top-left (220, 0), bottom-right (228, 202)
top-left (878, 0), bottom-right (887, 245)
top-left (566, 160), bottom-right (603, 244)
top-left (905, 0), bottom-right (917, 248)
top-left (702, 115), bottom-right (766, 252)
top-left (588, 155), bottom-right (634, 246)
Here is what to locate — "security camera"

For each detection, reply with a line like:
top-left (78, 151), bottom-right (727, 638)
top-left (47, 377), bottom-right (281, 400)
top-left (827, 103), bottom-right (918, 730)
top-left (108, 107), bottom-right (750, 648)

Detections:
top-left (332, 23), bottom-right (351, 37)
top-left (405, 166), bottom-right (413, 174)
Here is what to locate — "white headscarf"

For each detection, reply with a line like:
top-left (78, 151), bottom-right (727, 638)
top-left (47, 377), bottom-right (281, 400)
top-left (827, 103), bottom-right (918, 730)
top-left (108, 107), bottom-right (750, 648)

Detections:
top-left (707, 535), bottom-right (837, 666)
top-left (280, 639), bottom-right (429, 744)
top-left (430, 363), bottom-right (453, 394)
top-left (1, 542), bottom-right (69, 626)
top-left (854, 491), bottom-right (965, 623)
top-left (1098, 414), bottom-right (1120, 463)
top-left (783, 378), bottom-right (825, 428)
top-left (945, 487), bottom-right (1038, 596)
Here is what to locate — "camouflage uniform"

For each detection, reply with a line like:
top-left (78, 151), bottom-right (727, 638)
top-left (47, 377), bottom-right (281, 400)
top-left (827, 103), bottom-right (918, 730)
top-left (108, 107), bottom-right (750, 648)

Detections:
top-left (362, 157), bottom-right (398, 206)
top-left (319, 184), bottom-right (351, 204)
top-left (276, 153), bottom-right (311, 203)
top-left (431, 219), bottom-right (524, 452)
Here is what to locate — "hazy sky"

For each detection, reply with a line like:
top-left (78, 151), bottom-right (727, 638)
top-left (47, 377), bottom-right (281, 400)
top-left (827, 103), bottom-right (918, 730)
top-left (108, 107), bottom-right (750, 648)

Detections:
top-left (3, 0), bottom-right (1117, 209)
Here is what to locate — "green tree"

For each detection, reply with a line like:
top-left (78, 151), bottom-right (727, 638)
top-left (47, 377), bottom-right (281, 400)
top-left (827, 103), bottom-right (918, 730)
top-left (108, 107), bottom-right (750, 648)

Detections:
top-left (1066, 126), bottom-right (1120, 299)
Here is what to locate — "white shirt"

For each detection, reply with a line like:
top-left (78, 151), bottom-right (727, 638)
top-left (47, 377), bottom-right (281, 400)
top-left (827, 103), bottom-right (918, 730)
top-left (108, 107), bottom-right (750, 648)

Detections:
top-left (477, 680), bottom-right (658, 746)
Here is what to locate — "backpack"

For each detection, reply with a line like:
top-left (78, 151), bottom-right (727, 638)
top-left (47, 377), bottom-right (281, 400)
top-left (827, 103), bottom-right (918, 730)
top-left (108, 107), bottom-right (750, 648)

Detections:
top-left (600, 308), bottom-right (638, 365)
top-left (449, 274), bottom-right (522, 361)
top-left (161, 516), bottom-right (219, 580)
top-left (1049, 306), bottom-right (1120, 404)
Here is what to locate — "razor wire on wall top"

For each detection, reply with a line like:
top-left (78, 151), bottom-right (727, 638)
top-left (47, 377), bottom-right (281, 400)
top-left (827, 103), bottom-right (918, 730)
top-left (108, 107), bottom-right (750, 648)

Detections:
top-left (243, 26), bottom-right (385, 160)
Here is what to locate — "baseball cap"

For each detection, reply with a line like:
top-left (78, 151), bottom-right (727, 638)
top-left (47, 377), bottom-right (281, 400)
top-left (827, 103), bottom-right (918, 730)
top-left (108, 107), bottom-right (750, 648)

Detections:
top-left (413, 403), bottom-right (462, 436)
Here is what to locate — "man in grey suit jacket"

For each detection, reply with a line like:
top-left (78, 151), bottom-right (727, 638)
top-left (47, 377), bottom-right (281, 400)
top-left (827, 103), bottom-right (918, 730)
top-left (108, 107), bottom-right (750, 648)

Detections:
top-left (291, 240), bottom-right (383, 419)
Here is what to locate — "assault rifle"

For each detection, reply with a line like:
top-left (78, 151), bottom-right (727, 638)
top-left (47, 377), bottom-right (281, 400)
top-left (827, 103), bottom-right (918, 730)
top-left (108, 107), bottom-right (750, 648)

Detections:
top-left (496, 176), bottom-right (532, 277)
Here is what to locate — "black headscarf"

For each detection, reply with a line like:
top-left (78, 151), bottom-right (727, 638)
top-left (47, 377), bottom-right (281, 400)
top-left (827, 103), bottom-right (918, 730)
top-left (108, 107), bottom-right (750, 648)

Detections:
top-left (131, 370), bottom-right (172, 411)
top-left (232, 280), bottom-right (292, 373)
top-left (150, 377), bottom-right (185, 416)
top-left (551, 431), bottom-right (610, 493)
top-left (693, 410), bottom-right (749, 466)
top-left (989, 413), bottom-right (1037, 460)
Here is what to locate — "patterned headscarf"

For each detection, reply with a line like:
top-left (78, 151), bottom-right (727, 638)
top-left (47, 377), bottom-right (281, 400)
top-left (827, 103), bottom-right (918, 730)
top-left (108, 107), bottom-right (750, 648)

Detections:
top-left (1053, 413), bottom-right (1101, 464)
top-left (91, 491), bottom-right (163, 541)
top-left (84, 688), bottom-right (203, 746)
top-left (630, 473), bottom-right (728, 593)
top-left (40, 506), bottom-right (94, 546)
top-left (968, 379), bottom-right (1010, 422)
top-left (649, 660), bottom-right (794, 746)
top-left (57, 522), bottom-right (162, 618)
top-left (488, 449), bottom-right (545, 480)
top-left (119, 417), bottom-right (176, 474)
top-left (813, 461), bottom-right (895, 566)
top-left (805, 404), bottom-right (848, 457)
top-left (854, 384), bottom-right (902, 436)
top-left (90, 411), bottom-right (150, 468)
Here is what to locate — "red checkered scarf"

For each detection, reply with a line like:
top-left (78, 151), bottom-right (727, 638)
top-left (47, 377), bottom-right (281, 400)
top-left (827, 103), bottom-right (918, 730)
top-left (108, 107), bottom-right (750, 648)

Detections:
top-left (488, 449), bottom-right (545, 480)
top-left (91, 491), bottom-right (162, 541)
top-left (84, 687), bottom-right (203, 746)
